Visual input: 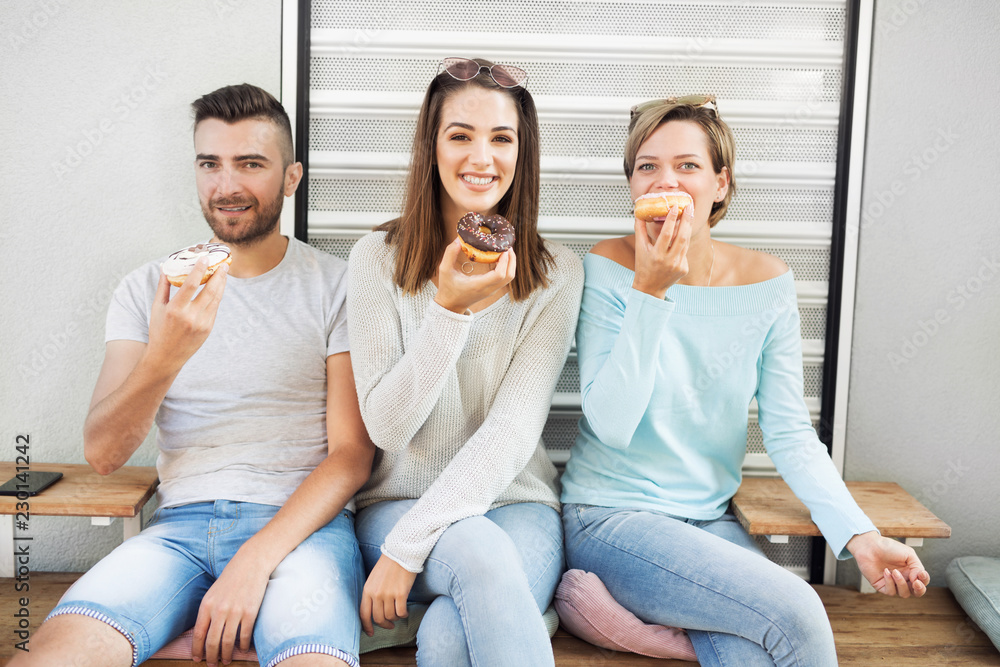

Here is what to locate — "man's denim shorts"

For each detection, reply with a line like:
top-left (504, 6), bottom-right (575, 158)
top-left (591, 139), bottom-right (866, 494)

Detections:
top-left (48, 500), bottom-right (364, 667)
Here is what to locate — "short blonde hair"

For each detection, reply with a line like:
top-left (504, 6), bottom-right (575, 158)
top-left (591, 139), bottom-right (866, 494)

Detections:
top-left (624, 100), bottom-right (736, 228)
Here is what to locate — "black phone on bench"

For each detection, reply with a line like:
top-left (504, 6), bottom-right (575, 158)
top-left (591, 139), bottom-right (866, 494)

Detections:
top-left (0, 471), bottom-right (64, 496)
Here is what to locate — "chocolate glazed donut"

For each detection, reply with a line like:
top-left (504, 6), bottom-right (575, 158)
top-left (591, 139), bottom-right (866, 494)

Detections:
top-left (457, 212), bottom-right (515, 264)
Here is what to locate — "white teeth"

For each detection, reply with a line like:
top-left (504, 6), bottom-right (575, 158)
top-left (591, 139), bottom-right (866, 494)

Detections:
top-left (220, 206), bottom-right (249, 211)
top-left (462, 175), bottom-right (494, 186)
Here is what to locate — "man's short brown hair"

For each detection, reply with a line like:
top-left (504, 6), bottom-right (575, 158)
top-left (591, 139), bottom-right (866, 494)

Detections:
top-left (191, 83), bottom-right (294, 168)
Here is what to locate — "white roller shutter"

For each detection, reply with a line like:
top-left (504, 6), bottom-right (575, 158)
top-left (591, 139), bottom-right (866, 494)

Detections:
top-left (295, 0), bottom-right (874, 581)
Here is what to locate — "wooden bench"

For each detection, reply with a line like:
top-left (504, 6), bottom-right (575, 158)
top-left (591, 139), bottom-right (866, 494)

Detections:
top-left (0, 463), bottom-right (158, 578)
top-left (732, 477), bottom-right (952, 592)
top-left (2, 572), bottom-right (997, 666)
top-left (0, 464), bottom-right (959, 662)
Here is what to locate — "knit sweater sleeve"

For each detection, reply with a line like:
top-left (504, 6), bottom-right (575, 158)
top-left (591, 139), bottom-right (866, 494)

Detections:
top-left (577, 256), bottom-right (675, 449)
top-left (756, 285), bottom-right (878, 559)
top-left (381, 249), bottom-right (584, 572)
top-left (348, 233), bottom-right (474, 452)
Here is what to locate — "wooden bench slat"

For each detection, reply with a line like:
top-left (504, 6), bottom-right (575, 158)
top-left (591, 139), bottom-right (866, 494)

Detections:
top-left (4, 573), bottom-right (998, 666)
top-left (0, 463), bottom-right (158, 518)
top-left (731, 478), bottom-right (951, 539)
top-left (816, 583), bottom-right (964, 616)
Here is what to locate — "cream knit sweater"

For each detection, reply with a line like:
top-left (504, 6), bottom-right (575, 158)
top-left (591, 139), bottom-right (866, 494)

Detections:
top-left (348, 231), bottom-right (584, 572)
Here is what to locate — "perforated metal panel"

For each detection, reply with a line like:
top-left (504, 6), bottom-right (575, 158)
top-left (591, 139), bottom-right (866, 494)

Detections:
top-left (313, 1), bottom-right (845, 42)
top-left (747, 420), bottom-right (822, 456)
top-left (314, 56), bottom-right (843, 102)
top-left (311, 119), bottom-right (837, 165)
top-left (756, 536), bottom-right (813, 577)
top-left (310, 178), bottom-right (837, 227)
top-left (542, 410), bottom-right (583, 457)
top-left (307, 1), bottom-right (852, 577)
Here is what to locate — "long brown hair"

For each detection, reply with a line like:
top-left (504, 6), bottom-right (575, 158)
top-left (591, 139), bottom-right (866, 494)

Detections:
top-left (380, 59), bottom-right (552, 300)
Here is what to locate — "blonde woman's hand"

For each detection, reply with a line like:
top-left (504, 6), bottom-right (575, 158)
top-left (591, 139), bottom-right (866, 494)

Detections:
top-left (434, 238), bottom-right (516, 314)
top-left (631, 204), bottom-right (692, 299)
top-left (848, 531), bottom-right (930, 597)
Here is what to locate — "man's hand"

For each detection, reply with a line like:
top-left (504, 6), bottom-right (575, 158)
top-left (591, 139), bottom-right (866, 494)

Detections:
top-left (359, 554), bottom-right (418, 637)
top-left (848, 531), bottom-right (930, 597)
top-left (191, 554), bottom-right (270, 666)
top-left (83, 258), bottom-right (229, 475)
top-left (147, 257), bottom-right (228, 372)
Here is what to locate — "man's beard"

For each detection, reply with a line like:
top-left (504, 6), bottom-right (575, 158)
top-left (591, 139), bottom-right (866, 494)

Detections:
top-left (202, 184), bottom-right (284, 247)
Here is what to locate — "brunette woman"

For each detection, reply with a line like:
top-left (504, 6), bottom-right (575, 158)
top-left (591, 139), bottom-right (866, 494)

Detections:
top-left (348, 58), bottom-right (583, 666)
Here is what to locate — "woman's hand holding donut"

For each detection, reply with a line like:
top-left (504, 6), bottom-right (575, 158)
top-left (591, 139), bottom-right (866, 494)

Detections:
top-left (631, 203), bottom-right (692, 299)
top-left (434, 237), bottom-right (516, 314)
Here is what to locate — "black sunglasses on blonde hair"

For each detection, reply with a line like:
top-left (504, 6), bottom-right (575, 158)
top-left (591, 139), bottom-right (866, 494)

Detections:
top-left (630, 95), bottom-right (718, 120)
top-left (440, 57), bottom-right (528, 89)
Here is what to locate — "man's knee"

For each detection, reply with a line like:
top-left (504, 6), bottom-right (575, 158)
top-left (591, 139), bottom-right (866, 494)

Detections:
top-left (8, 613), bottom-right (133, 667)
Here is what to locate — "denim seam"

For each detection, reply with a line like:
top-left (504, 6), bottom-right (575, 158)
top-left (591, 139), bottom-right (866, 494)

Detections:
top-left (525, 539), bottom-right (561, 595)
top-left (266, 644), bottom-right (359, 667)
top-left (573, 505), bottom-right (803, 665)
top-left (142, 570), bottom-right (212, 637)
top-left (706, 630), bottom-right (726, 667)
top-left (423, 556), bottom-right (479, 667)
top-left (207, 502), bottom-right (241, 575)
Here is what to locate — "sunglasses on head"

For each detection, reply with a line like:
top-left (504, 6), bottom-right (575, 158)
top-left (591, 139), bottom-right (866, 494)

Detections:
top-left (630, 95), bottom-right (719, 119)
top-left (439, 57), bottom-right (528, 89)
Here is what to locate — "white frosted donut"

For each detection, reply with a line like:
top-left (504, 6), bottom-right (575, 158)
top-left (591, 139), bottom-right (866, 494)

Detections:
top-left (161, 242), bottom-right (232, 287)
top-left (633, 191), bottom-right (694, 221)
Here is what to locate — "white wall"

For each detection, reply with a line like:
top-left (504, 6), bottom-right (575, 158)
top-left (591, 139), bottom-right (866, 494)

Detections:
top-left (839, 0), bottom-right (1000, 586)
top-left (0, 0), bottom-right (282, 571)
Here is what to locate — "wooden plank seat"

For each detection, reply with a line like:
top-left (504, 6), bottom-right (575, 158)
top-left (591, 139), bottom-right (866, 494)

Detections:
top-left (0, 463), bottom-right (159, 578)
top-left (732, 477), bottom-right (951, 591)
top-left (2, 572), bottom-right (997, 666)
top-left (0, 465), bottom-right (960, 662)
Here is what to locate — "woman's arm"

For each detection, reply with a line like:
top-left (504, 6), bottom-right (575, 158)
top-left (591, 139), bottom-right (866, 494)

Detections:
top-left (380, 250), bottom-right (584, 572)
top-left (756, 289), bottom-right (877, 558)
top-left (348, 235), bottom-right (474, 451)
top-left (577, 267), bottom-right (674, 449)
top-left (578, 214), bottom-right (692, 449)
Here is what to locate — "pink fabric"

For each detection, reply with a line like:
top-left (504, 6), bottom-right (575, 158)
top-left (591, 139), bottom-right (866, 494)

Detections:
top-left (150, 629), bottom-right (259, 662)
top-left (554, 569), bottom-right (697, 661)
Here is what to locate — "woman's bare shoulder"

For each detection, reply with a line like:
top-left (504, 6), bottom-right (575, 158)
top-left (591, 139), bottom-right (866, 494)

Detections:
top-left (588, 236), bottom-right (635, 271)
top-left (720, 243), bottom-right (789, 285)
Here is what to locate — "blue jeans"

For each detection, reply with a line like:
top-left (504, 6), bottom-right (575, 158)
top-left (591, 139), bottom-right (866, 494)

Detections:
top-left (563, 504), bottom-right (838, 667)
top-left (356, 500), bottom-right (563, 667)
top-left (48, 501), bottom-right (364, 667)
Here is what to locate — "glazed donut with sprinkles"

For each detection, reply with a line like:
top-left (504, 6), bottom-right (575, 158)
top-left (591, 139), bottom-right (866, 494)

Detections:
top-left (456, 212), bottom-right (515, 264)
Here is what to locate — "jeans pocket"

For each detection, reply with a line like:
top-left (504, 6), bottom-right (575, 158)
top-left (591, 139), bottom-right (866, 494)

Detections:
top-left (146, 506), bottom-right (165, 528)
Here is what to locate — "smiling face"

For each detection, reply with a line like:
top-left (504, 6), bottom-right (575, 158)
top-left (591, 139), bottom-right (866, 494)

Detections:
top-left (435, 87), bottom-right (519, 228)
top-left (194, 117), bottom-right (301, 246)
top-left (629, 120), bottom-right (730, 242)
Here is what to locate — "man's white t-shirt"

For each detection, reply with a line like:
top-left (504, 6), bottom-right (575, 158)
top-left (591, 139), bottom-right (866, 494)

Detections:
top-left (105, 237), bottom-right (352, 509)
